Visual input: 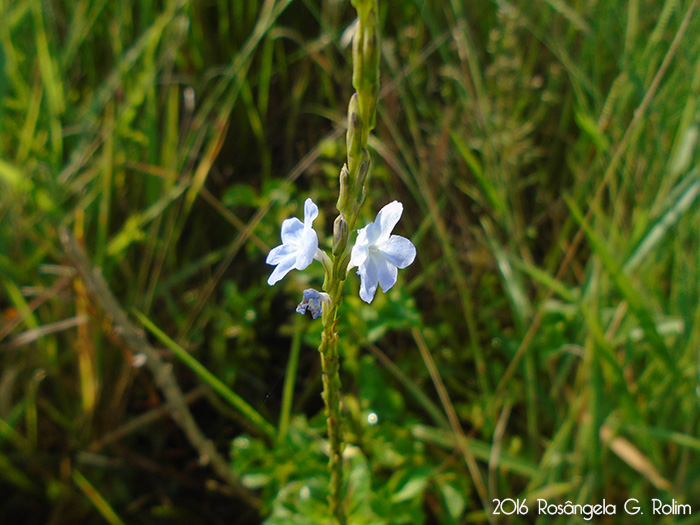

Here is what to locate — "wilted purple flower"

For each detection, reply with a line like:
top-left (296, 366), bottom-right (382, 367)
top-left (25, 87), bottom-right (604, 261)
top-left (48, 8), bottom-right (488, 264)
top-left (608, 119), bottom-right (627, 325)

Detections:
top-left (296, 288), bottom-right (331, 319)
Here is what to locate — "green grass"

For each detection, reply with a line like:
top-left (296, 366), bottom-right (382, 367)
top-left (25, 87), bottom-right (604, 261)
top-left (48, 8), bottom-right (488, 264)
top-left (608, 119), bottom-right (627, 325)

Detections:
top-left (2, 0), bottom-right (700, 523)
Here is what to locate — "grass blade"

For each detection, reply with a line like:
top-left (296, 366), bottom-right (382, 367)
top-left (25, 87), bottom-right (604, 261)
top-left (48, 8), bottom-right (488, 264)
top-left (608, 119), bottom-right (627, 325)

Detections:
top-left (132, 308), bottom-right (276, 442)
top-left (278, 317), bottom-right (305, 443)
top-left (565, 194), bottom-right (680, 380)
top-left (625, 171), bottom-right (700, 273)
top-left (72, 469), bottom-right (125, 525)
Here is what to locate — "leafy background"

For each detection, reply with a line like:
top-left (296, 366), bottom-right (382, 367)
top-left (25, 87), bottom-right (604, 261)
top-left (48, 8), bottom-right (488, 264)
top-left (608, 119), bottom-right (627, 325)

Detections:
top-left (2, 0), bottom-right (700, 523)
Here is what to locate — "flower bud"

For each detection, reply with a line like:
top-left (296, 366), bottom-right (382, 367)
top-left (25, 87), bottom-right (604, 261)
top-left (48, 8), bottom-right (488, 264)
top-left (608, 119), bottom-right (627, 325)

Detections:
top-left (351, 185), bottom-right (367, 220)
top-left (332, 214), bottom-right (349, 256)
top-left (352, 3), bottom-right (380, 133)
top-left (346, 94), bottom-right (363, 175)
top-left (336, 163), bottom-right (350, 212)
top-left (354, 149), bottom-right (371, 195)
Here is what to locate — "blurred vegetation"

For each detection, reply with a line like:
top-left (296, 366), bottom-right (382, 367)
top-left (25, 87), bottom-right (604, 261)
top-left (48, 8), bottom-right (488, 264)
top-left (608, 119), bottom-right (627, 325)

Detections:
top-left (2, 0), bottom-right (700, 523)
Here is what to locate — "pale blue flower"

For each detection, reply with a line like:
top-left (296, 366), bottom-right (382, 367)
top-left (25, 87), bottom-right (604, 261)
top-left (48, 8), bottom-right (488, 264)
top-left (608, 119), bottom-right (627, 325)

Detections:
top-left (349, 201), bottom-right (416, 303)
top-left (296, 288), bottom-right (331, 319)
top-left (267, 198), bottom-right (321, 285)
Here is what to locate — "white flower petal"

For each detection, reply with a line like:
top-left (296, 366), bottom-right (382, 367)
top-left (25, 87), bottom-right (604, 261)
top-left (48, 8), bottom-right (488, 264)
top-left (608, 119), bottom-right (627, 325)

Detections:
top-left (371, 253), bottom-right (399, 293)
top-left (267, 254), bottom-right (297, 285)
top-left (349, 244), bottom-right (368, 269)
top-left (374, 201), bottom-right (403, 244)
top-left (354, 224), bottom-right (371, 248)
top-left (357, 261), bottom-right (379, 303)
top-left (379, 235), bottom-right (416, 269)
top-left (303, 198), bottom-right (319, 227)
top-left (357, 253), bottom-right (398, 303)
top-left (266, 243), bottom-right (297, 265)
top-left (280, 217), bottom-right (304, 244)
top-left (349, 228), bottom-right (370, 268)
top-left (295, 228), bottom-right (318, 270)
top-left (362, 221), bottom-right (381, 245)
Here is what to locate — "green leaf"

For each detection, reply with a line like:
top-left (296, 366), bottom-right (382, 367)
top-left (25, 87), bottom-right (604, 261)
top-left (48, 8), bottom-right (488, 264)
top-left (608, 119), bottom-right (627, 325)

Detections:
top-left (625, 172), bottom-right (700, 273)
top-left (574, 109), bottom-right (609, 151)
top-left (223, 183), bottom-right (259, 208)
top-left (440, 482), bottom-right (466, 520)
top-left (391, 475), bottom-right (428, 503)
top-left (0, 159), bottom-right (25, 189)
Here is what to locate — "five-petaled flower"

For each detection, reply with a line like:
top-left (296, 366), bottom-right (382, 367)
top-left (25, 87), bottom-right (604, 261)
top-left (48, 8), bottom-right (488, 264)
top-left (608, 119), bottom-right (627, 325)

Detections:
top-left (349, 201), bottom-right (416, 303)
top-left (266, 198), bottom-right (321, 285)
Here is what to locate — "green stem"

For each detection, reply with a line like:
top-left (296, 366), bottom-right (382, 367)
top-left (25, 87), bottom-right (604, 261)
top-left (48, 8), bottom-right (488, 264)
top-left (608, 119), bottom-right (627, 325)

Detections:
top-left (319, 301), bottom-right (345, 524)
top-left (317, 1), bottom-right (380, 522)
top-left (319, 261), bottom-right (347, 522)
